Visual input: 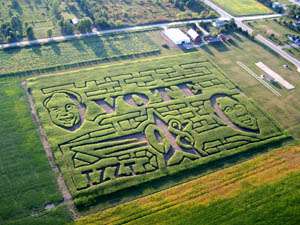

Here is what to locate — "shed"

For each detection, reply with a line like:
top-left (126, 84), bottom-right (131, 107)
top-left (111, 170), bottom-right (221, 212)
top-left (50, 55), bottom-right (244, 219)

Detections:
top-left (71, 18), bottom-right (79, 25)
top-left (187, 29), bottom-right (202, 43)
top-left (163, 28), bottom-right (191, 45)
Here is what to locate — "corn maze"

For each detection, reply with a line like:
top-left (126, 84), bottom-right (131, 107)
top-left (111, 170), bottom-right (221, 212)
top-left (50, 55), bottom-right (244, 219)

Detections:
top-left (27, 53), bottom-right (287, 207)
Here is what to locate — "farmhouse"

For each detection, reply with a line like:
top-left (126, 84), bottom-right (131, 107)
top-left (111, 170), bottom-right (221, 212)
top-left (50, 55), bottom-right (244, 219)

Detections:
top-left (163, 28), bottom-right (191, 45)
top-left (187, 29), bottom-right (202, 43)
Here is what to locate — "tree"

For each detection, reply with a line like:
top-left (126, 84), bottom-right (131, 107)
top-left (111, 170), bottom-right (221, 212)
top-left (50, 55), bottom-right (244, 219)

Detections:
top-left (77, 17), bottom-right (93, 33)
top-left (11, 15), bottom-right (23, 38)
top-left (95, 17), bottom-right (112, 29)
top-left (47, 29), bottom-right (53, 38)
top-left (50, 0), bottom-right (62, 20)
top-left (26, 25), bottom-right (35, 40)
top-left (60, 20), bottom-right (74, 35)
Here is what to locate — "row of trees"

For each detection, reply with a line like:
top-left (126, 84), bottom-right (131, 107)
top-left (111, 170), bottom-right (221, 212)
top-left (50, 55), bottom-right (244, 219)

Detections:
top-left (71, 0), bottom-right (213, 30)
top-left (0, 0), bottom-right (58, 43)
top-left (0, 15), bottom-right (35, 43)
top-left (170, 0), bottom-right (207, 12)
top-left (286, 5), bottom-right (300, 19)
top-left (0, 0), bottom-right (95, 43)
top-left (58, 17), bottom-right (93, 35)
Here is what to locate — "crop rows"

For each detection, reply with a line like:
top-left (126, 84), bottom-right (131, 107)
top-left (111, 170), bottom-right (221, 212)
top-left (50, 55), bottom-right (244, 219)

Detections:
top-left (0, 31), bottom-right (160, 77)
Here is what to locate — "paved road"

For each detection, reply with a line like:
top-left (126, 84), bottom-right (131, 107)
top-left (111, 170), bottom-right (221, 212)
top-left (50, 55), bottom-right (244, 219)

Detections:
top-left (0, 14), bottom-right (283, 51)
top-left (201, 0), bottom-right (300, 72)
top-left (0, 18), bottom-right (214, 50)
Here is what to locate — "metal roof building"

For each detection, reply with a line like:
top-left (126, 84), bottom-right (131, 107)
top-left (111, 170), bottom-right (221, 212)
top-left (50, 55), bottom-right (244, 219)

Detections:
top-left (163, 28), bottom-right (191, 45)
top-left (187, 29), bottom-right (201, 43)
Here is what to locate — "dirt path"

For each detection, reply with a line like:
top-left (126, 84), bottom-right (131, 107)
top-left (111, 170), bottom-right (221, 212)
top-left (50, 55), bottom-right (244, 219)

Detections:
top-left (22, 81), bottom-right (78, 219)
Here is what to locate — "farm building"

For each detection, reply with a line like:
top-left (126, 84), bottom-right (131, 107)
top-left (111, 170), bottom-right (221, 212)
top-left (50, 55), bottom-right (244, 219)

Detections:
top-left (187, 29), bottom-right (202, 43)
top-left (163, 28), bottom-right (191, 45)
top-left (71, 17), bottom-right (79, 25)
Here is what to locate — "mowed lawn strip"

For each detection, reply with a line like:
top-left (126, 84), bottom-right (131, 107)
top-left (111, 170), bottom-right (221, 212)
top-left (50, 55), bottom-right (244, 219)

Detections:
top-left (0, 79), bottom-right (72, 225)
top-left (211, 0), bottom-right (272, 16)
top-left (75, 145), bottom-right (300, 225)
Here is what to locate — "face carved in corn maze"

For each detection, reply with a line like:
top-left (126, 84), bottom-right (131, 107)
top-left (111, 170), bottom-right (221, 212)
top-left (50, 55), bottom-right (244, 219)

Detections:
top-left (44, 92), bottom-right (83, 130)
top-left (216, 96), bottom-right (258, 131)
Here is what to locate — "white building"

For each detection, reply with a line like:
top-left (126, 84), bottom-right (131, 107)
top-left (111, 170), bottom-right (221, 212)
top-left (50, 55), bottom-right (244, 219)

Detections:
top-left (187, 28), bottom-right (201, 43)
top-left (71, 17), bottom-right (79, 25)
top-left (163, 28), bottom-right (191, 45)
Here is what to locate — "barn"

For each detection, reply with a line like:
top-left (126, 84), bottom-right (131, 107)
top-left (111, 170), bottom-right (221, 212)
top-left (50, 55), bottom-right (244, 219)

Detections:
top-left (163, 28), bottom-right (191, 45)
top-left (187, 29), bottom-right (202, 43)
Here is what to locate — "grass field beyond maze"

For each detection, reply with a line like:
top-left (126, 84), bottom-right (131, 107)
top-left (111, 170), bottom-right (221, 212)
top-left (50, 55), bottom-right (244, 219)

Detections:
top-left (27, 53), bottom-right (288, 208)
top-left (211, 0), bottom-right (272, 16)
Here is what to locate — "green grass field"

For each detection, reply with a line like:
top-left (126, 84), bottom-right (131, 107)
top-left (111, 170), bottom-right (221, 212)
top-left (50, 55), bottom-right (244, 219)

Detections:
top-left (211, 0), bottom-right (272, 16)
top-left (0, 79), bottom-right (71, 225)
top-left (27, 52), bottom-right (287, 209)
top-left (0, 31), bottom-right (160, 77)
top-left (75, 145), bottom-right (300, 225)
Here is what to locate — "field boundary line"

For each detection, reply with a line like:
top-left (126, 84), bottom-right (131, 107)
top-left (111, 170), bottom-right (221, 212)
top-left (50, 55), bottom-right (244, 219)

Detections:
top-left (22, 81), bottom-right (78, 219)
top-left (236, 61), bottom-right (281, 96)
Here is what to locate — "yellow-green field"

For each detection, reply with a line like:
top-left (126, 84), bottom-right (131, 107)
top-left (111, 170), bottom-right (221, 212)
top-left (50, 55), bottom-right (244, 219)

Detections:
top-left (75, 145), bottom-right (300, 225)
top-left (212, 0), bottom-right (273, 16)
